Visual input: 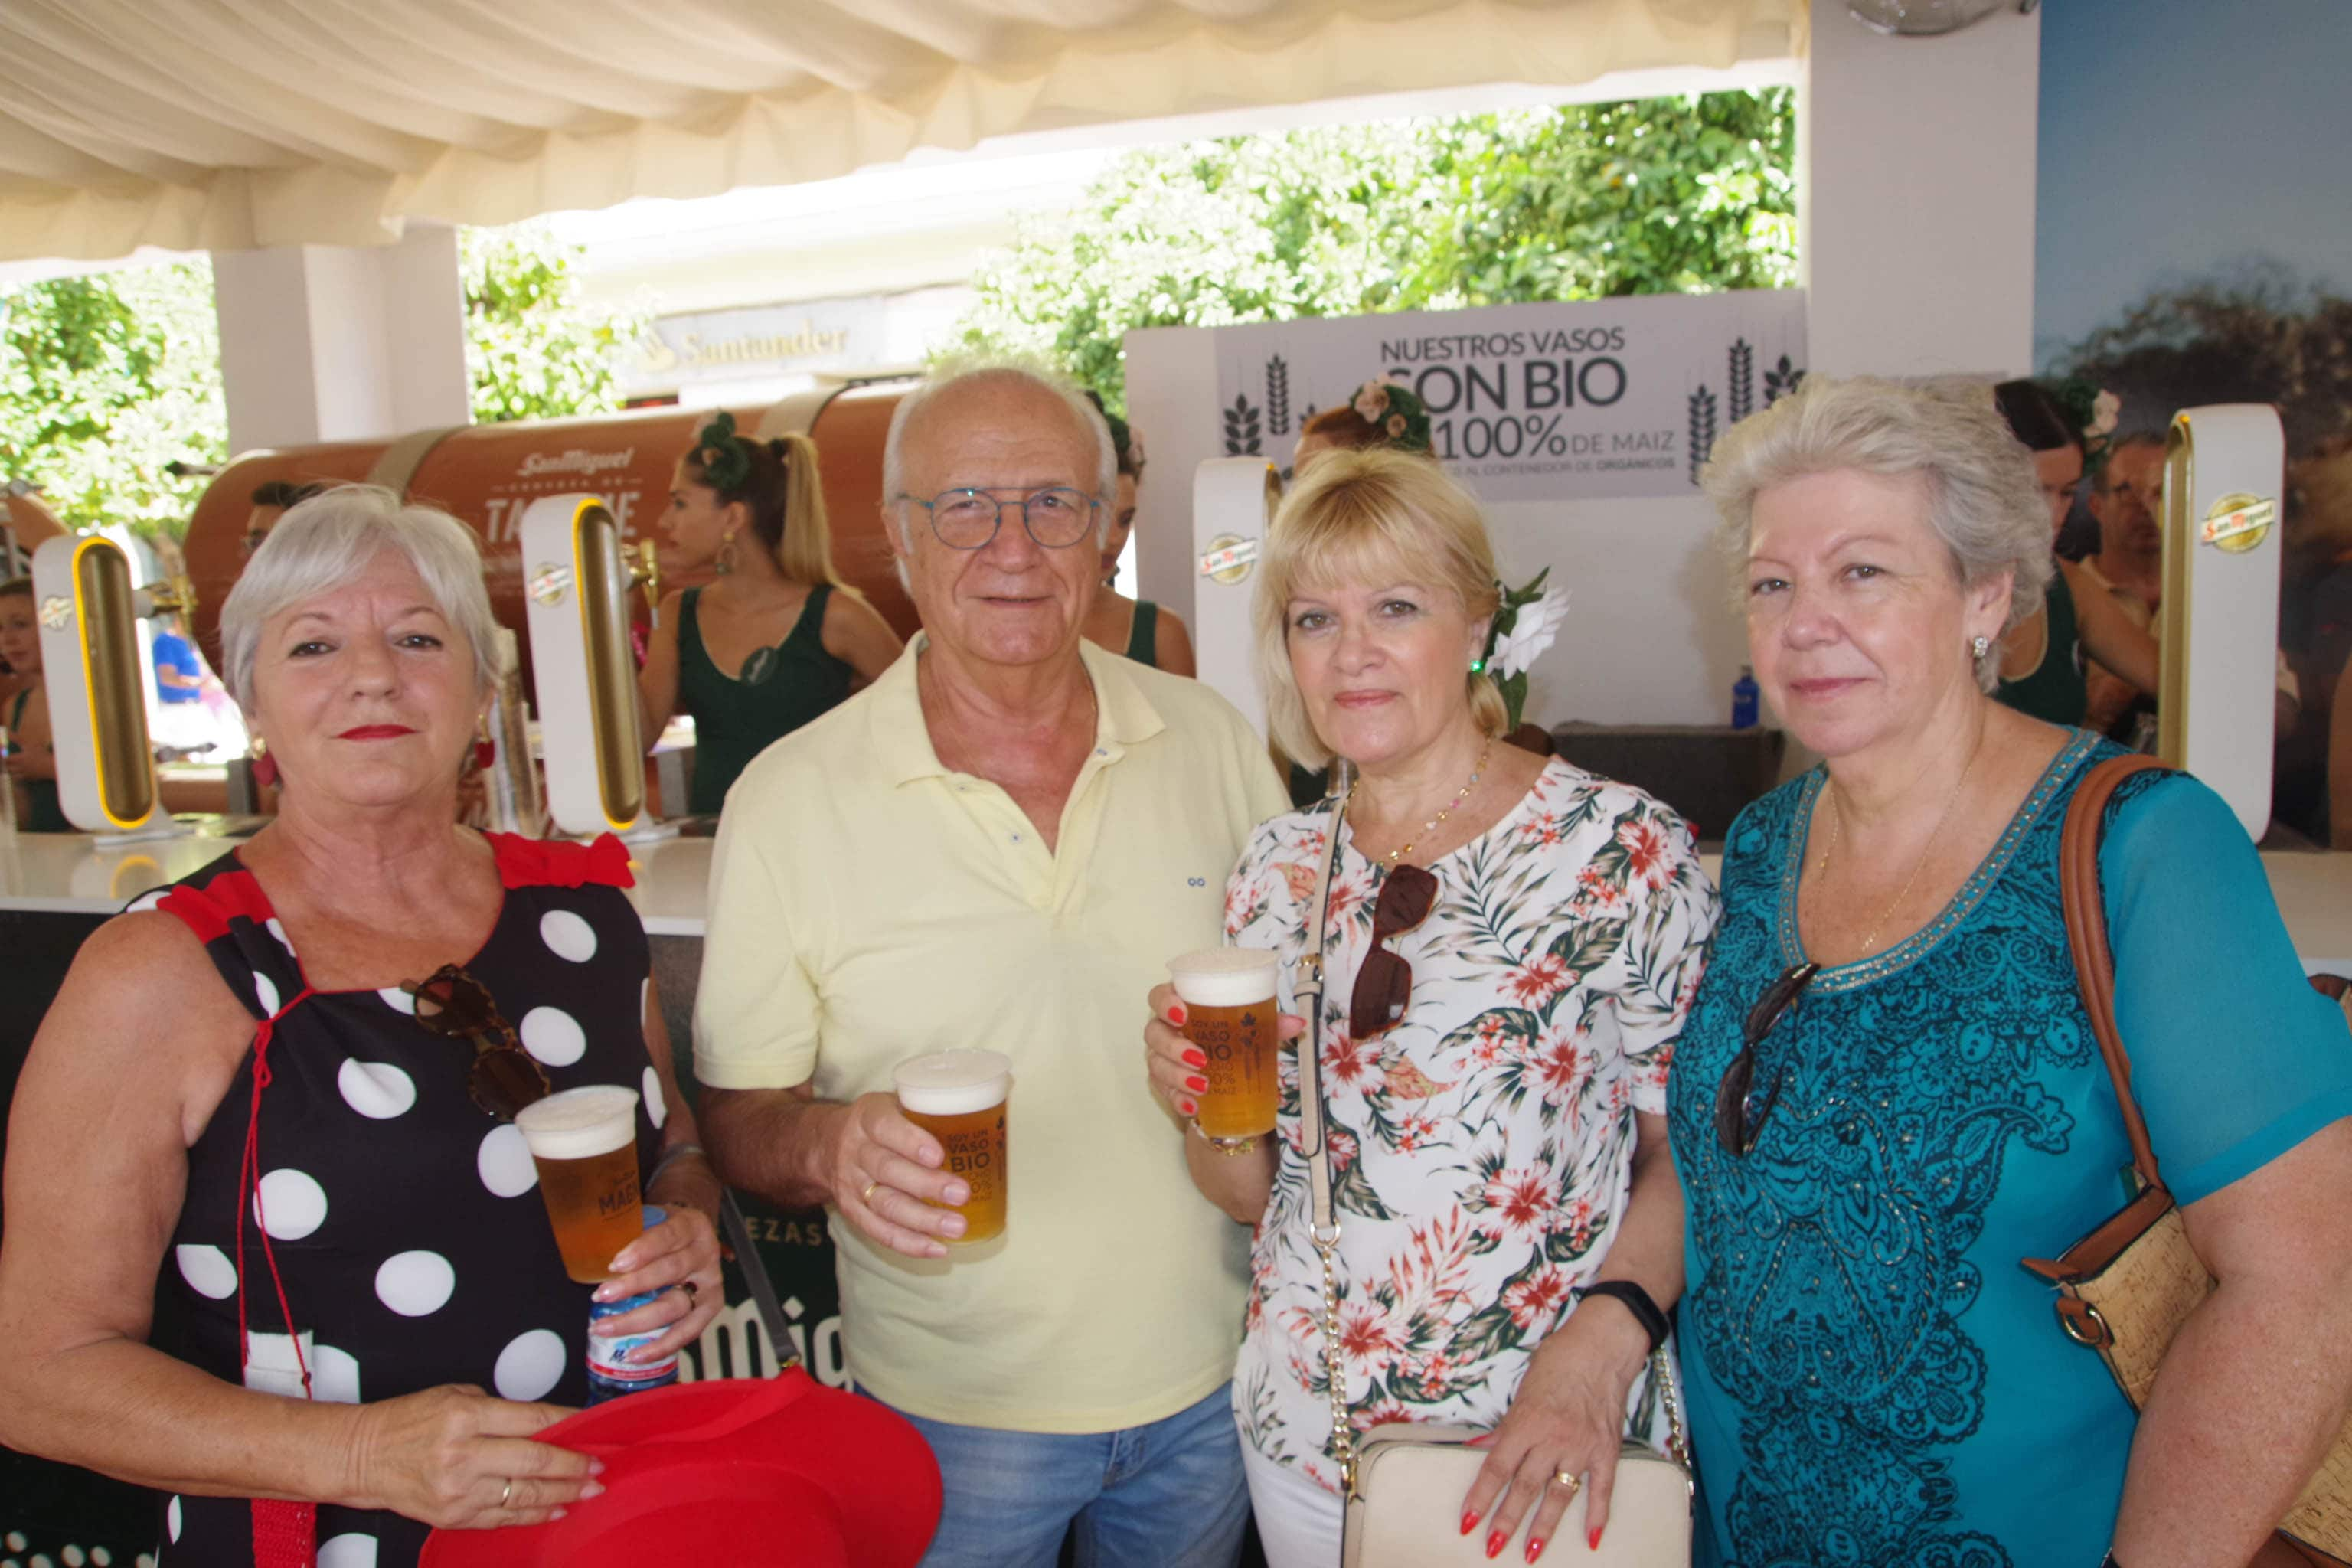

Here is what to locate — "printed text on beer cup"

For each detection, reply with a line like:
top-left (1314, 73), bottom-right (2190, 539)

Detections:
top-left (1168, 949), bottom-right (1280, 1141)
top-left (893, 1050), bottom-right (1011, 1245)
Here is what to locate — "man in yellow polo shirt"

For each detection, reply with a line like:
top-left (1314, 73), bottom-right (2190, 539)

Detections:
top-left (696, 361), bottom-right (1288, 1566)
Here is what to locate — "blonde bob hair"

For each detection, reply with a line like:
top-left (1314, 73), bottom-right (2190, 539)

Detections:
top-left (1699, 374), bottom-right (2054, 692)
top-left (1255, 447), bottom-right (1507, 769)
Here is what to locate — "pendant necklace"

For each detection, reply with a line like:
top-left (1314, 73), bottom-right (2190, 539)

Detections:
top-left (1815, 733), bottom-right (1984, 956)
top-left (1348, 742), bottom-right (1492, 867)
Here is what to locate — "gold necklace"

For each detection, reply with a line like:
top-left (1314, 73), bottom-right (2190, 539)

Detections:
top-left (1814, 737), bottom-right (1984, 957)
top-left (1348, 742), bottom-right (1492, 867)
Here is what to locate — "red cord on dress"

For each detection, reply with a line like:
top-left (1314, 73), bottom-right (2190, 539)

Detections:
top-left (235, 987), bottom-right (320, 1568)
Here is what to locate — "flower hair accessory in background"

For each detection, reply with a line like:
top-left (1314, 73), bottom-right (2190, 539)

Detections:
top-left (1478, 569), bottom-right (1570, 730)
top-left (2047, 378), bottom-right (2123, 475)
top-left (1349, 377), bottom-right (1433, 455)
top-left (693, 410), bottom-right (753, 494)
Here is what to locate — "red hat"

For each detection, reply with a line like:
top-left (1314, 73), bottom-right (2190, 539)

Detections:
top-left (420, 1370), bottom-right (939, 1567)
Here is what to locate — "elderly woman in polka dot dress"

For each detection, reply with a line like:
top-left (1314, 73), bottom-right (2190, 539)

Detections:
top-left (0, 488), bottom-right (724, 1567)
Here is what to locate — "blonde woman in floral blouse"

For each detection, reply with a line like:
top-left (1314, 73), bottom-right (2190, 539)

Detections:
top-left (1142, 449), bottom-right (1718, 1566)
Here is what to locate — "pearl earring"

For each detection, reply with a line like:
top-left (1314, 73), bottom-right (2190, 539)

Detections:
top-left (1971, 635), bottom-right (1991, 659)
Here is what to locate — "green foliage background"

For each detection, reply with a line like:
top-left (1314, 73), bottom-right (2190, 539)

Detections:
top-left (460, 224), bottom-right (646, 426)
top-left (0, 224), bottom-right (639, 542)
top-left (954, 88), bottom-right (1796, 411)
top-left (0, 263), bottom-right (226, 541)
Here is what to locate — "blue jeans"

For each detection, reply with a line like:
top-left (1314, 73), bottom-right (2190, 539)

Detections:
top-left (876, 1382), bottom-right (1249, 1568)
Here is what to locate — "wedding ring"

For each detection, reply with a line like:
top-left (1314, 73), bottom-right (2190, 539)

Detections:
top-left (1553, 1470), bottom-right (1582, 1498)
top-left (499, 1478), bottom-right (514, 1508)
top-left (859, 1180), bottom-right (880, 1205)
top-left (677, 1279), bottom-right (699, 1305)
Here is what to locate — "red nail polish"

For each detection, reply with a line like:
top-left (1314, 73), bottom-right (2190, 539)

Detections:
top-left (1524, 1538), bottom-right (1544, 1564)
top-left (1178, 1099), bottom-right (1196, 1116)
top-left (1184, 1074), bottom-right (1209, 1093)
top-left (1589, 1527), bottom-right (1603, 1551)
top-left (1169, 1004), bottom-right (1187, 1025)
top-left (1181, 1047), bottom-right (1207, 1069)
top-left (1459, 1508), bottom-right (1480, 1537)
top-left (1485, 1530), bottom-right (1506, 1560)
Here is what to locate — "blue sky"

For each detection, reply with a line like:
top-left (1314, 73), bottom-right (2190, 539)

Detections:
top-left (2034, 0), bottom-right (2351, 370)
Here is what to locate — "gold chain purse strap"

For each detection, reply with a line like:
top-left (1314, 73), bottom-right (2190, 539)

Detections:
top-left (1298, 768), bottom-right (1360, 1488)
top-left (1299, 768), bottom-right (1689, 1498)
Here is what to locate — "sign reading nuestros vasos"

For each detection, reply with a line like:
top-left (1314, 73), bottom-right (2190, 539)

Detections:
top-left (1211, 291), bottom-right (1806, 501)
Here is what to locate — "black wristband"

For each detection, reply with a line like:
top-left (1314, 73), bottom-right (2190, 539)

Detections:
top-left (1576, 1280), bottom-right (1668, 1356)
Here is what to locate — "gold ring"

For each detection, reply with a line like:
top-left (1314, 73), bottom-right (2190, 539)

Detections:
top-left (677, 1279), bottom-right (699, 1305)
top-left (859, 1180), bottom-right (880, 1205)
top-left (1553, 1470), bottom-right (1581, 1497)
top-left (499, 1478), bottom-right (514, 1508)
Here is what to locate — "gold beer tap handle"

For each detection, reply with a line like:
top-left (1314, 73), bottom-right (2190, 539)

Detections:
top-left (629, 539), bottom-right (663, 630)
top-left (138, 573), bottom-right (200, 622)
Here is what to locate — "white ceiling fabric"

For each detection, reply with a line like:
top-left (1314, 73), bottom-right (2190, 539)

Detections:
top-left (0, 0), bottom-right (1797, 263)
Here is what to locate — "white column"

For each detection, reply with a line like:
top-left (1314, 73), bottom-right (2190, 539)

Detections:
top-left (1800, 0), bottom-right (2040, 379)
top-left (211, 224), bottom-right (472, 454)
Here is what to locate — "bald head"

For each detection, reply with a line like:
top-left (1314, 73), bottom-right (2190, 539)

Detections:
top-left (882, 363), bottom-right (1116, 536)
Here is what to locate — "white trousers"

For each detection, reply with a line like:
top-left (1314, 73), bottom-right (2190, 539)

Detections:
top-left (1241, 1439), bottom-right (1345, 1568)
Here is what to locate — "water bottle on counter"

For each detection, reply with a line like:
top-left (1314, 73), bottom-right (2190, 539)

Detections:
top-left (586, 1205), bottom-right (682, 1403)
top-left (1730, 665), bottom-right (1760, 730)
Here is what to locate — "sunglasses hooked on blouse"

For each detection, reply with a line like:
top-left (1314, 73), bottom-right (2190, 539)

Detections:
top-left (405, 962), bottom-right (552, 1120)
top-left (1712, 962), bottom-right (1820, 1155)
top-left (1349, 864), bottom-right (1440, 1038)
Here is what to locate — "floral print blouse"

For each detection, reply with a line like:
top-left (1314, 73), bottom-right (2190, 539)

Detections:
top-left (1225, 757), bottom-right (1720, 1492)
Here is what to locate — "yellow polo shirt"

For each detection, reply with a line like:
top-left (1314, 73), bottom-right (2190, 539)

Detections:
top-left (694, 635), bottom-right (1289, 1432)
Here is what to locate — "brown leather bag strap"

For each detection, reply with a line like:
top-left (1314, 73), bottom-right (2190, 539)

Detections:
top-left (2059, 753), bottom-right (2175, 1197)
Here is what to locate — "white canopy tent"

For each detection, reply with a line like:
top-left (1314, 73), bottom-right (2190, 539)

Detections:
top-left (0, 0), bottom-right (1798, 263)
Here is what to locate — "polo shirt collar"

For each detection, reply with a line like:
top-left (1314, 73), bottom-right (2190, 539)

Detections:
top-left (869, 633), bottom-right (1168, 787)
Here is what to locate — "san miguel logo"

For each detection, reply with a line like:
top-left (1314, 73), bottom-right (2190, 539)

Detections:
top-left (2198, 492), bottom-right (2275, 554)
top-left (528, 564), bottom-right (573, 606)
top-left (515, 449), bottom-right (636, 482)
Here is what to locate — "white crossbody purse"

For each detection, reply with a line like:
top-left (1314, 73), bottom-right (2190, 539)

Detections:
top-left (1297, 773), bottom-right (1695, 1567)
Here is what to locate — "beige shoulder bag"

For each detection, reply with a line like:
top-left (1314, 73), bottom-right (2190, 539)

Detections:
top-left (1296, 778), bottom-right (1695, 1566)
top-left (2023, 755), bottom-right (2351, 1568)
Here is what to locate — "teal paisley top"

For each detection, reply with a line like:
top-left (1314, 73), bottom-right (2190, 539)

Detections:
top-left (1669, 730), bottom-right (2352, 1566)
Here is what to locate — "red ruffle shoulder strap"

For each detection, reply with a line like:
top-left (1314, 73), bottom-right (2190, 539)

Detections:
top-left (155, 868), bottom-right (278, 946)
top-left (488, 831), bottom-right (635, 890)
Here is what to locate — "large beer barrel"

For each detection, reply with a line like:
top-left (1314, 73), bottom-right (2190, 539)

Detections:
top-left (180, 385), bottom-right (916, 675)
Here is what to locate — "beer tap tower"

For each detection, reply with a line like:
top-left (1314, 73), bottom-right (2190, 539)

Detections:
top-left (2155, 405), bottom-right (2287, 839)
top-left (519, 493), bottom-right (675, 843)
top-left (1188, 457), bottom-right (1285, 735)
top-left (29, 533), bottom-right (191, 844)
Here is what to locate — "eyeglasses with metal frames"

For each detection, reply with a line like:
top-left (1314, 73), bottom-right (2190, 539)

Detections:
top-left (897, 486), bottom-right (1102, 550)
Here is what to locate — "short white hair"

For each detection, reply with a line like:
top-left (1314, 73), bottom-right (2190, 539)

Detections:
top-left (1700, 375), bottom-right (2054, 691)
top-left (880, 358), bottom-right (1118, 564)
top-left (220, 485), bottom-right (499, 710)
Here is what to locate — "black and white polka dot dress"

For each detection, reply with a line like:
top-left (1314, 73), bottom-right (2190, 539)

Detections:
top-left (143, 833), bottom-right (663, 1568)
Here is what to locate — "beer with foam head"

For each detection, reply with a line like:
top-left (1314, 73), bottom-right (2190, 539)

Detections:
top-left (1168, 949), bottom-right (1280, 1142)
top-left (514, 1085), bottom-right (643, 1283)
top-left (893, 1049), bottom-right (1011, 1245)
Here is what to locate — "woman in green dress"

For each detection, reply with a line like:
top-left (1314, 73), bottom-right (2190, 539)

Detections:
top-left (1990, 380), bottom-right (2160, 725)
top-left (639, 413), bottom-right (902, 816)
top-left (1, 575), bottom-right (70, 831)
top-left (1080, 403), bottom-right (1197, 675)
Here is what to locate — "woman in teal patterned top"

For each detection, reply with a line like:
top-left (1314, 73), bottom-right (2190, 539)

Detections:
top-left (1674, 376), bottom-right (2352, 1566)
top-left (639, 413), bottom-right (901, 815)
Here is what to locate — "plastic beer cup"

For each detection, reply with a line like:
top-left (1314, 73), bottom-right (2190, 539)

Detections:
top-left (892, 1050), bottom-right (1011, 1244)
top-left (1168, 949), bottom-right (1281, 1142)
top-left (514, 1084), bottom-right (643, 1283)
